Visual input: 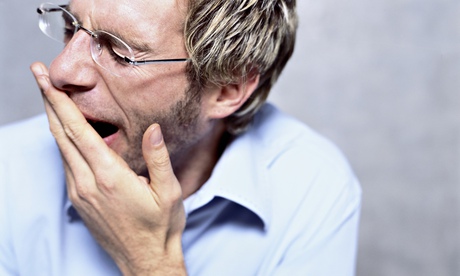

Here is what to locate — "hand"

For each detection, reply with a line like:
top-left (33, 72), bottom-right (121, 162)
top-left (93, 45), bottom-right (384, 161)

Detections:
top-left (31, 62), bottom-right (187, 275)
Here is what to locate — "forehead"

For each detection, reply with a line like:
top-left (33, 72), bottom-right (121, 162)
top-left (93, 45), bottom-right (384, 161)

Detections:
top-left (69, 0), bottom-right (187, 50)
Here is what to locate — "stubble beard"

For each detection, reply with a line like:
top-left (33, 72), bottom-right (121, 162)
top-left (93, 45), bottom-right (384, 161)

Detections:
top-left (121, 85), bottom-right (203, 177)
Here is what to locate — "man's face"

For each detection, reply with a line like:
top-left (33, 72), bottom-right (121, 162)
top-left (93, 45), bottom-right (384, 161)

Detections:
top-left (49, 0), bottom-right (206, 175)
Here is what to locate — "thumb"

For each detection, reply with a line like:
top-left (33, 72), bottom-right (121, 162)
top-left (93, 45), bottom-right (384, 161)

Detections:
top-left (142, 124), bottom-right (181, 194)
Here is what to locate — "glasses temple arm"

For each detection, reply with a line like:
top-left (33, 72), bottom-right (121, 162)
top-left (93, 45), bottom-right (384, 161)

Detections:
top-left (124, 57), bottom-right (189, 66)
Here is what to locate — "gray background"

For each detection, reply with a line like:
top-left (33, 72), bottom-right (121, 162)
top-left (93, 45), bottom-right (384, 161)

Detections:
top-left (1, 0), bottom-right (459, 275)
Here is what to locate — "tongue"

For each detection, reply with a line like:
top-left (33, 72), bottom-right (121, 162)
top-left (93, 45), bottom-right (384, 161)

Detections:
top-left (89, 121), bottom-right (118, 138)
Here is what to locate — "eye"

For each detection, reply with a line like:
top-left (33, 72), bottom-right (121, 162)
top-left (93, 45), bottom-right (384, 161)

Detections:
top-left (109, 47), bottom-right (129, 65)
top-left (63, 27), bottom-right (74, 44)
top-left (96, 32), bottom-right (132, 66)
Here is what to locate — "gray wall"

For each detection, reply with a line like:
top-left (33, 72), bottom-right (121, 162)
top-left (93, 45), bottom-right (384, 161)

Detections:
top-left (1, 0), bottom-right (459, 275)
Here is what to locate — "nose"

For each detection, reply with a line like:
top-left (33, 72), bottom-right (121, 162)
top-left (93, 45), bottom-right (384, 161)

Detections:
top-left (49, 30), bottom-right (98, 93)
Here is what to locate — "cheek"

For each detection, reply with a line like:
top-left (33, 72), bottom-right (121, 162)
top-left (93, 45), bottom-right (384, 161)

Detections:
top-left (112, 65), bottom-right (190, 112)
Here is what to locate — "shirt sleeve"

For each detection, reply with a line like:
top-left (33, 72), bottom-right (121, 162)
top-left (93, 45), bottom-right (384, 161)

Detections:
top-left (273, 175), bottom-right (362, 276)
top-left (0, 161), bottom-right (19, 275)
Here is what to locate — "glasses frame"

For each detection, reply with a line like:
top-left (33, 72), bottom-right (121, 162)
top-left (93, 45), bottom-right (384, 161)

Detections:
top-left (37, 3), bottom-right (189, 73)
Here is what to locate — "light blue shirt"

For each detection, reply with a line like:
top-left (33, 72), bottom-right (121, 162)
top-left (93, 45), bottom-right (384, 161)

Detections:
top-left (0, 104), bottom-right (361, 275)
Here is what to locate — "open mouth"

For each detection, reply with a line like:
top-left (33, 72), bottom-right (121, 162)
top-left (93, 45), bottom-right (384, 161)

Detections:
top-left (87, 119), bottom-right (119, 138)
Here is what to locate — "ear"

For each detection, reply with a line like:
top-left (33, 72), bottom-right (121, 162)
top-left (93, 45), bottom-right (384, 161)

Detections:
top-left (205, 74), bottom-right (260, 119)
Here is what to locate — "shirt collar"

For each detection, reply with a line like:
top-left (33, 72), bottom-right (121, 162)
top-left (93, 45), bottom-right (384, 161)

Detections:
top-left (184, 133), bottom-right (271, 229)
top-left (184, 105), bottom-right (288, 230)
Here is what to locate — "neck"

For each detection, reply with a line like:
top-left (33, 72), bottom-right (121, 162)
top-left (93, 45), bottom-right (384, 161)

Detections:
top-left (171, 121), bottom-right (231, 199)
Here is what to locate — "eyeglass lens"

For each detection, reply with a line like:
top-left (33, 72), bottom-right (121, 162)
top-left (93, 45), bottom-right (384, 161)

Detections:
top-left (38, 3), bottom-right (135, 76)
top-left (38, 3), bottom-right (76, 44)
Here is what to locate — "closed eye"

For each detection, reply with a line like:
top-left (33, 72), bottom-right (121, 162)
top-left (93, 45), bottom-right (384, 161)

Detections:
top-left (110, 47), bottom-right (129, 65)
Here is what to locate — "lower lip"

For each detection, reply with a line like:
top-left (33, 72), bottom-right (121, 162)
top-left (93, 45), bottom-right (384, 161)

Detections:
top-left (103, 130), bottom-right (119, 147)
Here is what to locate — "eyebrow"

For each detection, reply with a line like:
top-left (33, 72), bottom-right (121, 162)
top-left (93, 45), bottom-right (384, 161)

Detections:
top-left (102, 28), bottom-right (153, 53)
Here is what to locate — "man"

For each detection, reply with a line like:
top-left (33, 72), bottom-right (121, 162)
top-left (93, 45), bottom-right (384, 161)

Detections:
top-left (0, 0), bottom-right (361, 275)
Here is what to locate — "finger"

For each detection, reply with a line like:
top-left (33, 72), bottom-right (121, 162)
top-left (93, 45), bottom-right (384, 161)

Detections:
top-left (40, 83), bottom-right (72, 152)
top-left (62, 157), bottom-right (78, 202)
top-left (31, 62), bottom-right (66, 140)
top-left (30, 62), bottom-right (123, 175)
top-left (31, 63), bottom-right (98, 197)
top-left (142, 124), bottom-right (182, 199)
top-left (32, 63), bottom-right (88, 172)
top-left (31, 62), bottom-right (96, 148)
top-left (30, 62), bottom-right (49, 93)
top-left (42, 81), bottom-right (96, 196)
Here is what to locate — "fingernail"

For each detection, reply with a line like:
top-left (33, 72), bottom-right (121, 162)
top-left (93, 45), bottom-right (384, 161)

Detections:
top-left (150, 124), bottom-right (163, 146)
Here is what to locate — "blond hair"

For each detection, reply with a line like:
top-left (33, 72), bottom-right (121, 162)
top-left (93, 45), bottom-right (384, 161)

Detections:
top-left (185, 0), bottom-right (298, 134)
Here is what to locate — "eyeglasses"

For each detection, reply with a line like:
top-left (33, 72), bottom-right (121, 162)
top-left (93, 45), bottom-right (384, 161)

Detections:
top-left (37, 2), bottom-right (189, 77)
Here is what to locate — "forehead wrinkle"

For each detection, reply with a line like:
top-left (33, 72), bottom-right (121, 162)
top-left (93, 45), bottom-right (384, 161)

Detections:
top-left (92, 1), bottom-right (158, 53)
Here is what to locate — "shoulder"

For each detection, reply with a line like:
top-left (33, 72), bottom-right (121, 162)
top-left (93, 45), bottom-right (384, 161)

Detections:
top-left (248, 103), bottom-right (361, 221)
top-left (251, 103), bottom-right (356, 178)
top-left (0, 114), bottom-right (56, 158)
top-left (0, 116), bottom-right (66, 273)
top-left (0, 114), bottom-right (62, 186)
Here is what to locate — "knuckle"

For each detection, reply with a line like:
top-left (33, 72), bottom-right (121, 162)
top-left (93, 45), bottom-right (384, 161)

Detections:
top-left (67, 188), bottom-right (79, 204)
top-left (49, 123), bottom-right (65, 139)
top-left (94, 174), bottom-right (116, 192)
top-left (74, 182), bottom-right (95, 202)
top-left (63, 121), bottom-right (87, 142)
top-left (93, 159), bottom-right (123, 192)
top-left (164, 183), bottom-right (183, 206)
top-left (152, 154), bottom-right (171, 172)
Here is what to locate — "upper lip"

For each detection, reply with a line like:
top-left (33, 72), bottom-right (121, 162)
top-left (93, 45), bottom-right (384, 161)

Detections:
top-left (82, 112), bottom-right (116, 126)
top-left (82, 113), bottom-right (120, 135)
